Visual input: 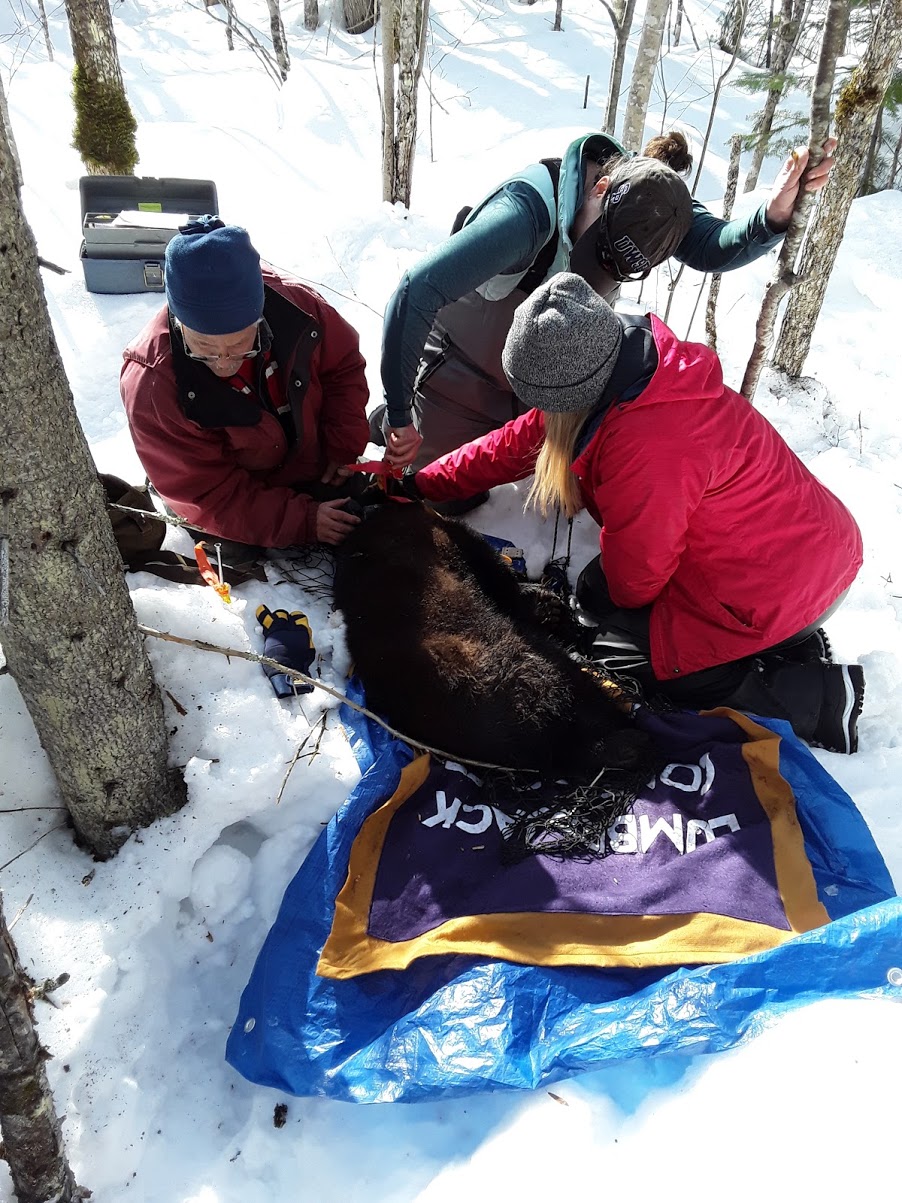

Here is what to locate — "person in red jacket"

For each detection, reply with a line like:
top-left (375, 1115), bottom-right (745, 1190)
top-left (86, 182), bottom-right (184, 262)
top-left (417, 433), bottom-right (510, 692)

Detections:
top-left (411, 272), bottom-right (866, 754)
top-left (120, 219), bottom-right (370, 551)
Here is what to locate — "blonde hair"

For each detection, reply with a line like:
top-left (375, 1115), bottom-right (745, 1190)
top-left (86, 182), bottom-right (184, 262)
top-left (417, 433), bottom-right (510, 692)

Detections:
top-left (526, 410), bottom-right (587, 519)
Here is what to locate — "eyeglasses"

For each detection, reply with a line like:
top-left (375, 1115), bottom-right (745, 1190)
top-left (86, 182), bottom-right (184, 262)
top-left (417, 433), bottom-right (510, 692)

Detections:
top-left (181, 321), bottom-right (263, 364)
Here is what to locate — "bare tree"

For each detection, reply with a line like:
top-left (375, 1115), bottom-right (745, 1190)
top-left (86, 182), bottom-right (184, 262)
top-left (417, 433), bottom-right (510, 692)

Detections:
top-left (63, 0), bottom-right (138, 174)
top-left (599, 0), bottom-right (638, 137)
top-left (705, 134), bottom-right (743, 351)
top-left (0, 85), bottom-right (187, 859)
top-left (36, 0), bottom-right (54, 61)
top-left (381, 0), bottom-right (429, 207)
top-left (554, 0), bottom-right (563, 31)
top-left (621, 0), bottom-right (671, 151)
top-left (344, 0), bottom-right (376, 34)
top-left (741, 0), bottom-right (850, 400)
top-left (743, 0), bottom-right (806, 191)
top-left (264, 0), bottom-right (290, 80)
top-left (773, 0), bottom-right (902, 376)
top-left (304, 0), bottom-right (319, 31)
top-left (0, 899), bottom-right (83, 1202)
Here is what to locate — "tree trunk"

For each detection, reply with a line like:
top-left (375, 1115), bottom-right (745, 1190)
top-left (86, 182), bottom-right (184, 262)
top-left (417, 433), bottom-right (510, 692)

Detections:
top-left (304, 0), bottom-right (319, 32)
top-left (705, 134), bottom-right (743, 352)
top-left (554, 0), bottom-right (563, 31)
top-left (889, 120), bottom-right (902, 186)
top-left (860, 104), bottom-right (882, 195)
top-left (63, 0), bottom-right (138, 175)
top-left (0, 78), bottom-right (22, 192)
top-left (621, 0), bottom-right (671, 152)
top-left (601, 0), bottom-right (638, 137)
top-left (0, 93), bottom-right (187, 859)
top-left (381, 0), bottom-right (397, 203)
top-left (744, 0), bottom-right (804, 191)
top-left (264, 0), bottom-right (290, 81)
top-left (0, 898), bottom-right (81, 1203)
top-left (741, 0), bottom-right (851, 400)
top-left (673, 0), bottom-right (683, 45)
top-left (36, 0), bottom-right (54, 61)
top-left (344, 0), bottom-right (376, 34)
top-left (382, 0), bottom-right (428, 207)
top-left (772, 0), bottom-right (902, 377)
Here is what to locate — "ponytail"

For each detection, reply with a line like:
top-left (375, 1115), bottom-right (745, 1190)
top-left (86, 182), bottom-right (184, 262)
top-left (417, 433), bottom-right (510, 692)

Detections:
top-left (527, 411), bottom-right (586, 519)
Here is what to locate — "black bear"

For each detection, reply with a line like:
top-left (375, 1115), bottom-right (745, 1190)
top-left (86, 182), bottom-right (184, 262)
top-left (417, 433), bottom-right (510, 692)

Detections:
top-left (332, 503), bottom-right (652, 778)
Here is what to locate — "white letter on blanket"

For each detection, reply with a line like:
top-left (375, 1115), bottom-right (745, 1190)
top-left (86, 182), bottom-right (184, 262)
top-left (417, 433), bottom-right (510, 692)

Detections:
top-left (456, 804), bottom-right (493, 834)
top-left (685, 819), bottom-right (715, 853)
top-left (639, 813), bottom-right (685, 854)
top-left (421, 791), bottom-right (462, 828)
top-left (608, 815), bottom-right (638, 854)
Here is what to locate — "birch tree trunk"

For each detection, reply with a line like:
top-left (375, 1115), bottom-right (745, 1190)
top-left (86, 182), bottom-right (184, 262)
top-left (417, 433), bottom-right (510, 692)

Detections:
top-left (265, 0), bottom-right (290, 80)
top-left (740, 0), bottom-right (850, 400)
top-left (744, 0), bottom-right (804, 191)
top-left (64, 0), bottom-right (138, 175)
top-left (381, 0), bottom-right (398, 203)
top-left (0, 900), bottom-right (81, 1203)
top-left (601, 0), bottom-right (638, 137)
top-left (304, 0), bottom-right (319, 31)
top-left (37, 0), bottom-right (54, 61)
top-left (772, 0), bottom-right (902, 376)
top-left (705, 134), bottom-right (743, 352)
top-left (621, 0), bottom-right (671, 151)
top-left (382, 0), bottom-right (428, 207)
top-left (0, 99), bottom-right (187, 859)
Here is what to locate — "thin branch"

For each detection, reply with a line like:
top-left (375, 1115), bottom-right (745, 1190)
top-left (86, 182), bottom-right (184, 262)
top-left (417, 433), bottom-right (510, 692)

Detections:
top-left (138, 624), bottom-right (541, 774)
top-left (275, 710), bottom-right (326, 804)
top-left (0, 824), bottom-right (68, 874)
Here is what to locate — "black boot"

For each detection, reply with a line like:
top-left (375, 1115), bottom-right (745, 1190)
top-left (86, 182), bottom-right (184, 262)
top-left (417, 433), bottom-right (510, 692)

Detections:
top-left (718, 657), bottom-right (865, 754)
top-left (367, 403), bottom-right (388, 447)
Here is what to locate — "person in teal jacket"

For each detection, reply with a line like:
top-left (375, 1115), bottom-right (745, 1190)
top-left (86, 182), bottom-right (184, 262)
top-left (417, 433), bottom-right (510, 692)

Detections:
top-left (377, 130), bottom-right (836, 474)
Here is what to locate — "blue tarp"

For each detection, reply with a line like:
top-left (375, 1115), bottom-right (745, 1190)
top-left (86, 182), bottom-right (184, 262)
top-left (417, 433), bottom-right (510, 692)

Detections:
top-left (226, 686), bottom-right (900, 1103)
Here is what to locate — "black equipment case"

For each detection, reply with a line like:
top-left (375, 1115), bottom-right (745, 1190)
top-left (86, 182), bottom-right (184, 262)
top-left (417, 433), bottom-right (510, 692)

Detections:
top-left (79, 175), bottom-right (219, 295)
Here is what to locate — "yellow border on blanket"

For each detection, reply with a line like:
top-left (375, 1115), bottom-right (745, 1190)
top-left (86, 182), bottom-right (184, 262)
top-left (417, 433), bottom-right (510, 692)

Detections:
top-left (317, 711), bottom-right (830, 980)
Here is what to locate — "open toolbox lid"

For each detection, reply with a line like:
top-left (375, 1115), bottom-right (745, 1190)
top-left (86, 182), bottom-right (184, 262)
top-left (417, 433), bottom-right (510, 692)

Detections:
top-left (79, 175), bottom-right (219, 254)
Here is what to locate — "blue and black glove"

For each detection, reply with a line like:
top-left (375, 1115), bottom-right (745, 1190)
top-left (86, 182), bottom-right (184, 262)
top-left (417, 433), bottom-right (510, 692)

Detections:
top-left (256, 605), bottom-right (315, 698)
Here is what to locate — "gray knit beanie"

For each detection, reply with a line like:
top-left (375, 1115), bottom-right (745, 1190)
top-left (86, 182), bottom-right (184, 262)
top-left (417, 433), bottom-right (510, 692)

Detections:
top-left (502, 273), bottom-right (623, 412)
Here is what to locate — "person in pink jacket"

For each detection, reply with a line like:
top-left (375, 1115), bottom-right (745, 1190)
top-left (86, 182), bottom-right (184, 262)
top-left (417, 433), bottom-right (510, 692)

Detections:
top-left (412, 272), bottom-right (866, 754)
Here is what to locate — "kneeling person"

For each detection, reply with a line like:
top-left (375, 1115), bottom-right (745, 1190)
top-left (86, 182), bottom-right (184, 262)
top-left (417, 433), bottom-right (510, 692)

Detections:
top-left (409, 273), bottom-right (866, 754)
top-left (120, 219), bottom-right (370, 552)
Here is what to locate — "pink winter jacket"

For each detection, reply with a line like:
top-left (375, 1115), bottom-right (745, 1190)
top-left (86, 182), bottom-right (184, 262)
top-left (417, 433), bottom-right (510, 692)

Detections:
top-left (120, 269), bottom-right (369, 547)
top-left (416, 315), bottom-right (863, 678)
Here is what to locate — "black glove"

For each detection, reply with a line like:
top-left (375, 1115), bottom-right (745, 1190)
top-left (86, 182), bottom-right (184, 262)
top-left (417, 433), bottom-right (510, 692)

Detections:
top-left (256, 605), bottom-right (315, 698)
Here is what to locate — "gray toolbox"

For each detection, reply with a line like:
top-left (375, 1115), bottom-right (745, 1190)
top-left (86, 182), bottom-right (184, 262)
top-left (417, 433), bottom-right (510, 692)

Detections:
top-left (79, 175), bottom-right (218, 295)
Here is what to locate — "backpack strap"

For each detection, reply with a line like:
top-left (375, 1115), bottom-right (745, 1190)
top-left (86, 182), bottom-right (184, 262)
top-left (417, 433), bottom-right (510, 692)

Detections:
top-left (515, 158), bottom-right (562, 297)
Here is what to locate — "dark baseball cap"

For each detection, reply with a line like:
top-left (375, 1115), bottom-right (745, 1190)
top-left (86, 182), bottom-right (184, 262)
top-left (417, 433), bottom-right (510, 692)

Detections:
top-left (570, 157), bottom-right (694, 286)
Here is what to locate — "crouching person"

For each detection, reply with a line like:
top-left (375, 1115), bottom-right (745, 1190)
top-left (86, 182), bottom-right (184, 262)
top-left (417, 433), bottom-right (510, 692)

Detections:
top-left (408, 272), bottom-right (866, 754)
top-left (120, 218), bottom-right (370, 559)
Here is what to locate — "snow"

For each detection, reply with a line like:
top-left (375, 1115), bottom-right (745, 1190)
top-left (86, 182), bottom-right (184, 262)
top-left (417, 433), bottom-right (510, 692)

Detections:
top-left (1, 1), bottom-right (901, 1199)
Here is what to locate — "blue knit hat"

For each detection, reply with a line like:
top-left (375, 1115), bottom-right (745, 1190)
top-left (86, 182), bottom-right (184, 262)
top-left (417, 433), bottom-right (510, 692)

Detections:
top-left (165, 217), bottom-right (264, 335)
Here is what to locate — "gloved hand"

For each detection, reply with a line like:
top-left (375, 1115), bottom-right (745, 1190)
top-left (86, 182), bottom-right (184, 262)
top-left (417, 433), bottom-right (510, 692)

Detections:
top-left (256, 605), bottom-right (315, 698)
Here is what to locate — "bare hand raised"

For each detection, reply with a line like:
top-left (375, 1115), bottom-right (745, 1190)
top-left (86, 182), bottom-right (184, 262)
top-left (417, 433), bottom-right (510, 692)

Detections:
top-left (765, 138), bottom-right (837, 232)
top-left (384, 423), bottom-right (423, 468)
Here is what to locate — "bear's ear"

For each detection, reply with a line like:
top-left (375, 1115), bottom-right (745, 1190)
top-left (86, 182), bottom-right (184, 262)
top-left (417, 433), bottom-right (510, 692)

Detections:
top-left (594, 727), bottom-right (654, 770)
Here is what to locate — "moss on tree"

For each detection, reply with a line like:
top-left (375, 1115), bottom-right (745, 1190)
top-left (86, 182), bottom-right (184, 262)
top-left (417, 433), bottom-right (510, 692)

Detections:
top-left (72, 65), bottom-right (138, 175)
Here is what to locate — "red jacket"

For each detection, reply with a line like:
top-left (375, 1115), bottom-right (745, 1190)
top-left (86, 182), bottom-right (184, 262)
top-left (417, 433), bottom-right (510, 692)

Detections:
top-left (120, 268), bottom-right (369, 547)
top-left (416, 316), bottom-right (863, 678)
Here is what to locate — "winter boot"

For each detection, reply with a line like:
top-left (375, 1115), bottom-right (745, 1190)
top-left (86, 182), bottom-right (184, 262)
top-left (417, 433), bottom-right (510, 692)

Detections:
top-left (367, 403), bottom-right (388, 447)
top-left (774, 627), bottom-right (833, 665)
top-left (718, 657), bottom-right (865, 754)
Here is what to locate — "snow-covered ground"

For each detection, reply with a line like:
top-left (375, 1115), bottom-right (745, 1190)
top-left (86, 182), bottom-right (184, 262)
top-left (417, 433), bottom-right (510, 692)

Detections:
top-left (1, 1), bottom-right (900, 1199)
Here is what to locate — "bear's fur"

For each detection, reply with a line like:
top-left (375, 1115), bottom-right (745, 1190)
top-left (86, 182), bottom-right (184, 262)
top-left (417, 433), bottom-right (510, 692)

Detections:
top-left (333, 503), bottom-right (652, 777)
